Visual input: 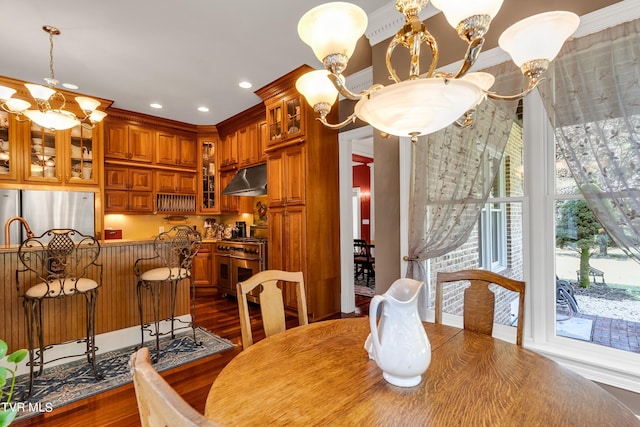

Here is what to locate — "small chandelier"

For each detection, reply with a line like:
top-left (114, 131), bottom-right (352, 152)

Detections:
top-left (295, 0), bottom-right (579, 142)
top-left (0, 25), bottom-right (106, 131)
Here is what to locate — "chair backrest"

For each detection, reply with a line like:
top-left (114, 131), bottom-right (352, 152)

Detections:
top-left (237, 270), bottom-right (308, 350)
top-left (354, 239), bottom-right (371, 260)
top-left (153, 225), bottom-right (202, 270)
top-left (436, 269), bottom-right (526, 346)
top-left (17, 228), bottom-right (102, 295)
top-left (130, 347), bottom-right (221, 427)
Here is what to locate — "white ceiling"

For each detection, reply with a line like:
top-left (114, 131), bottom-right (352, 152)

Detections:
top-left (1, 0), bottom-right (390, 126)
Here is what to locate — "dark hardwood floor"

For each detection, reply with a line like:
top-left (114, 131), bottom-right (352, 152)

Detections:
top-left (13, 291), bottom-right (371, 426)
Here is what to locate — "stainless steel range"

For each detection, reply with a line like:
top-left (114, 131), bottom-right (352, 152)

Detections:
top-left (215, 238), bottom-right (267, 303)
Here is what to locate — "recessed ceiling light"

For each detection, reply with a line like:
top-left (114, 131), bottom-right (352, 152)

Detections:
top-left (62, 83), bottom-right (79, 90)
top-left (239, 81), bottom-right (252, 89)
top-left (198, 106), bottom-right (210, 112)
top-left (150, 103), bottom-right (163, 109)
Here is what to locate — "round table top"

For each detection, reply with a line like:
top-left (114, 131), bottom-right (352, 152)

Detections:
top-left (205, 317), bottom-right (638, 426)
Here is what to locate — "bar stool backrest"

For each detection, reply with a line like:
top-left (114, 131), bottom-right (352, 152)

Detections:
top-left (153, 226), bottom-right (202, 272)
top-left (17, 228), bottom-right (101, 297)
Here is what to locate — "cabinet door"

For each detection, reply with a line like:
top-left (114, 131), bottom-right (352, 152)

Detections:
top-left (155, 170), bottom-right (178, 193)
top-left (284, 145), bottom-right (306, 205)
top-left (25, 126), bottom-right (62, 184)
top-left (105, 166), bottom-right (128, 190)
top-left (105, 122), bottom-right (128, 160)
top-left (257, 120), bottom-right (267, 164)
top-left (128, 126), bottom-right (154, 163)
top-left (156, 132), bottom-right (178, 165)
top-left (192, 246), bottom-right (213, 287)
top-left (67, 125), bottom-right (97, 185)
top-left (177, 173), bottom-right (197, 194)
top-left (130, 169), bottom-right (153, 191)
top-left (220, 132), bottom-right (238, 167)
top-left (104, 191), bottom-right (128, 212)
top-left (283, 95), bottom-right (304, 140)
top-left (267, 207), bottom-right (286, 270)
top-left (178, 136), bottom-right (197, 168)
top-left (0, 114), bottom-right (21, 182)
top-left (219, 171), bottom-right (239, 213)
top-left (266, 100), bottom-right (283, 148)
top-left (267, 152), bottom-right (284, 207)
top-left (284, 206), bottom-right (307, 310)
top-left (238, 123), bottom-right (258, 166)
top-left (129, 192), bottom-right (154, 212)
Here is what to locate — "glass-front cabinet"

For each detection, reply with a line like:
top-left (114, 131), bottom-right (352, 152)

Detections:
top-left (24, 123), bottom-right (97, 185)
top-left (0, 111), bottom-right (17, 181)
top-left (266, 93), bottom-right (304, 148)
top-left (199, 138), bottom-right (218, 213)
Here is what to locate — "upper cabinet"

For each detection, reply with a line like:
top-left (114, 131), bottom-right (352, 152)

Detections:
top-left (105, 121), bottom-right (153, 163)
top-left (199, 136), bottom-right (219, 214)
top-left (265, 94), bottom-right (304, 149)
top-left (156, 131), bottom-right (197, 168)
top-left (216, 102), bottom-right (266, 171)
top-left (0, 75), bottom-right (111, 189)
top-left (0, 112), bottom-right (18, 182)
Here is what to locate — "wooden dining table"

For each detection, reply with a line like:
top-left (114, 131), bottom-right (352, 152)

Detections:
top-left (205, 317), bottom-right (639, 426)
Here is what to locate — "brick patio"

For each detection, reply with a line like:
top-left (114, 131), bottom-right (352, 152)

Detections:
top-left (573, 313), bottom-right (640, 353)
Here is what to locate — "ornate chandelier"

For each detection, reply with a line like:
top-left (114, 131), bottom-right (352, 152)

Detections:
top-left (0, 25), bottom-right (106, 131)
top-left (295, 0), bottom-right (579, 142)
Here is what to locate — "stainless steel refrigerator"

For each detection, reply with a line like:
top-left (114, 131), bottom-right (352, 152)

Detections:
top-left (0, 189), bottom-right (95, 245)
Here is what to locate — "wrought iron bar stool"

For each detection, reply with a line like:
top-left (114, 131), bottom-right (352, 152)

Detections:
top-left (16, 229), bottom-right (103, 399)
top-left (134, 225), bottom-right (202, 362)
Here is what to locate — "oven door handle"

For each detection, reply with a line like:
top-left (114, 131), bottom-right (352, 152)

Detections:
top-left (229, 254), bottom-right (260, 261)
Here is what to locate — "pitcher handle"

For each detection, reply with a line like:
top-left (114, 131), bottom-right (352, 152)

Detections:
top-left (369, 294), bottom-right (386, 355)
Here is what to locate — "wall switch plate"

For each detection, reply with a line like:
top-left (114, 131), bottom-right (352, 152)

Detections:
top-left (159, 226), bottom-right (165, 233)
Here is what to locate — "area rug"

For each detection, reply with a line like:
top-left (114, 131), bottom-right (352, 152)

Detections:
top-left (355, 277), bottom-right (375, 297)
top-left (556, 317), bottom-right (594, 341)
top-left (11, 327), bottom-right (234, 422)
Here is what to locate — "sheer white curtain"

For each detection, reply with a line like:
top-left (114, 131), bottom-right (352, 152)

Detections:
top-left (406, 62), bottom-right (521, 284)
top-left (538, 18), bottom-right (640, 261)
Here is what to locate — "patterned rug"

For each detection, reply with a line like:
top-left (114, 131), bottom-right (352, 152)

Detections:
top-left (11, 327), bottom-right (234, 422)
top-left (355, 277), bottom-right (375, 297)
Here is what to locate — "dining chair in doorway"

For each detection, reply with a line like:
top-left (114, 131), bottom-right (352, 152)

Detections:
top-left (16, 228), bottom-right (103, 398)
top-left (134, 225), bottom-right (202, 362)
top-left (237, 269), bottom-right (308, 350)
top-left (354, 239), bottom-right (375, 286)
top-left (436, 269), bottom-right (526, 346)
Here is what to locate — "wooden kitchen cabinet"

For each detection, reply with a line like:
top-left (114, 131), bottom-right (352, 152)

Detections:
top-left (105, 121), bottom-right (153, 163)
top-left (219, 171), bottom-right (239, 213)
top-left (104, 165), bottom-right (153, 213)
top-left (267, 144), bottom-right (305, 207)
top-left (154, 170), bottom-right (196, 194)
top-left (219, 131), bottom-right (238, 170)
top-left (156, 131), bottom-right (197, 168)
top-left (21, 122), bottom-right (101, 187)
top-left (268, 205), bottom-right (307, 310)
top-left (258, 120), bottom-right (268, 164)
top-left (265, 93), bottom-right (304, 149)
top-left (237, 123), bottom-right (259, 167)
top-left (192, 243), bottom-right (214, 289)
top-left (256, 65), bottom-right (340, 321)
top-left (198, 137), bottom-right (219, 213)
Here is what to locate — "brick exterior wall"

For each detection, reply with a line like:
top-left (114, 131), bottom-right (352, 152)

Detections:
top-left (428, 124), bottom-right (524, 327)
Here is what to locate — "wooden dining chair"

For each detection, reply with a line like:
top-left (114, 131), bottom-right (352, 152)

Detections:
top-left (354, 239), bottom-right (375, 285)
top-left (436, 269), bottom-right (526, 346)
top-left (237, 270), bottom-right (308, 350)
top-left (130, 347), bottom-right (222, 427)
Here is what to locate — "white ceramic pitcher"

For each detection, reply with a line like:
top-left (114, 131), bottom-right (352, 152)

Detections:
top-left (365, 278), bottom-right (431, 387)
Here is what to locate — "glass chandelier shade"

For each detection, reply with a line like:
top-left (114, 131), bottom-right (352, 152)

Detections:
top-left (0, 25), bottom-right (106, 131)
top-left (297, 2), bottom-right (368, 66)
top-left (430, 0), bottom-right (503, 29)
top-left (295, 70), bottom-right (339, 109)
top-left (354, 78), bottom-right (483, 137)
top-left (499, 11), bottom-right (580, 67)
top-left (295, 1), bottom-right (580, 141)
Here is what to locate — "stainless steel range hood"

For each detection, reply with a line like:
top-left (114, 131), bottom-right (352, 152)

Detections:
top-left (221, 163), bottom-right (267, 196)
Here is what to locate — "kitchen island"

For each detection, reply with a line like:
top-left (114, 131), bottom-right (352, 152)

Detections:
top-left (0, 239), bottom-right (193, 353)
